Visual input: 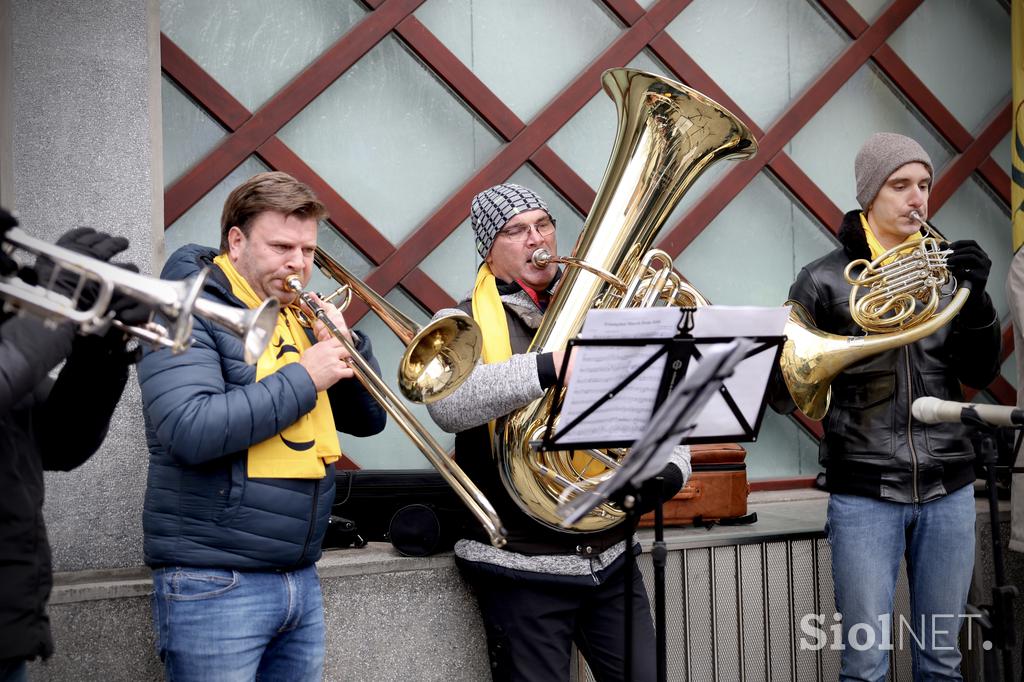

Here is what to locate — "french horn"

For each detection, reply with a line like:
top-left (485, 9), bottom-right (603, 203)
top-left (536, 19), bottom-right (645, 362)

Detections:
top-left (779, 211), bottom-right (968, 420)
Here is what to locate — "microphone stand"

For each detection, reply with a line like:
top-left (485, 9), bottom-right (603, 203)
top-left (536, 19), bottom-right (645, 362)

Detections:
top-left (962, 409), bottom-right (1019, 682)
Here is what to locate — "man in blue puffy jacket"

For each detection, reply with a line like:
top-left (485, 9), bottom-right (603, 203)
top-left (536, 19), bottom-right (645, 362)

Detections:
top-left (138, 172), bottom-right (386, 681)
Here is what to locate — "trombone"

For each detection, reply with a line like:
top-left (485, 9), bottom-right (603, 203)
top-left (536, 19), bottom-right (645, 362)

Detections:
top-left (312, 247), bottom-right (482, 404)
top-left (1, 227), bottom-right (279, 364)
top-left (285, 274), bottom-right (507, 548)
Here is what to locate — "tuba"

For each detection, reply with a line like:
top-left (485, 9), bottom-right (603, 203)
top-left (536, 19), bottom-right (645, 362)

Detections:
top-left (779, 211), bottom-right (968, 420)
top-left (494, 68), bottom-right (758, 533)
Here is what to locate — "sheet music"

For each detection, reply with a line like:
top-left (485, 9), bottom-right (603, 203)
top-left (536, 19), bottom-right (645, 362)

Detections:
top-left (553, 308), bottom-right (681, 445)
top-left (686, 305), bottom-right (790, 439)
top-left (551, 306), bottom-right (789, 446)
top-left (558, 339), bottom-right (754, 526)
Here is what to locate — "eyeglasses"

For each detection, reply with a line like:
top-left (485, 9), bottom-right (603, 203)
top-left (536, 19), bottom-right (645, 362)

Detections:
top-left (497, 217), bottom-right (556, 242)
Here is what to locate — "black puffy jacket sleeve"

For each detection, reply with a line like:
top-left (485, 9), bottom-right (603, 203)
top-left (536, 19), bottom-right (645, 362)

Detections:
top-left (0, 315), bottom-right (75, 414)
top-left (35, 334), bottom-right (130, 470)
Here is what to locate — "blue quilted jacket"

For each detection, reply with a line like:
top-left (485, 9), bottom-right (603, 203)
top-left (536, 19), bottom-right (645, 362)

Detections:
top-left (138, 244), bottom-right (386, 570)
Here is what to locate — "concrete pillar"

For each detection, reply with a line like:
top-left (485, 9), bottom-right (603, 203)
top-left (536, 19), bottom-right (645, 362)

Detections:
top-left (6, 0), bottom-right (162, 570)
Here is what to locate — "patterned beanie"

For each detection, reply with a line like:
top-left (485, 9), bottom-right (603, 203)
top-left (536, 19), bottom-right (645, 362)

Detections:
top-left (854, 132), bottom-right (933, 210)
top-left (471, 183), bottom-right (549, 259)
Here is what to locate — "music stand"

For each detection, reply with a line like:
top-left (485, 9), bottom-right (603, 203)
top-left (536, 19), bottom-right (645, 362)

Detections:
top-left (536, 306), bottom-right (786, 682)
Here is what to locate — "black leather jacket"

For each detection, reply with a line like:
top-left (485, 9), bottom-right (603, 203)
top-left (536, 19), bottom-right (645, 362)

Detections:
top-left (771, 210), bottom-right (1000, 503)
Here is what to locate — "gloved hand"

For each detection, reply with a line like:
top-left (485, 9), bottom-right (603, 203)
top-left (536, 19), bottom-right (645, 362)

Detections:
top-left (34, 227), bottom-right (130, 304)
top-left (105, 263), bottom-right (153, 328)
top-left (945, 239), bottom-right (992, 321)
top-left (73, 261), bottom-right (153, 365)
top-left (0, 207), bottom-right (18, 276)
top-left (636, 462), bottom-right (685, 514)
top-left (611, 462), bottom-right (686, 515)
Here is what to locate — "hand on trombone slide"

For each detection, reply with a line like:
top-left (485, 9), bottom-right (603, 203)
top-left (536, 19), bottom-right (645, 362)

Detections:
top-left (297, 291), bottom-right (357, 392)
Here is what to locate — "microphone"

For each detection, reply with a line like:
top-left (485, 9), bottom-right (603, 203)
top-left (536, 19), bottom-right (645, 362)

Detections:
top-left (911, 396), bottom-right (1024, 428)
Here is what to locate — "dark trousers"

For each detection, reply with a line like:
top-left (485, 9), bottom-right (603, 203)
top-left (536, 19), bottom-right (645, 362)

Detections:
top-left (460, 556), bottom-right (657, 682)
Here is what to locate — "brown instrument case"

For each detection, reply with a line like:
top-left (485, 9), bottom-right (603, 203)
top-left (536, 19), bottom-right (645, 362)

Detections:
top-left (639, 442), bottom-right (750, 527)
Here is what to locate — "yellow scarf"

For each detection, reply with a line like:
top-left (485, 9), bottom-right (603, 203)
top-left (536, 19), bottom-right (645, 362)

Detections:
top-left (213, 254), bottom-right (340, 478)
top-left (471, 263), bottom-right (514, 364)
top-left (469, 263), bottom-right (602, 476)
top-left (860, 212), bottom-right (921, 264)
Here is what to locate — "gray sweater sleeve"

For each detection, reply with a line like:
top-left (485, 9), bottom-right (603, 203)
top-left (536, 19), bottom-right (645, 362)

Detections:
top-left (426, 353), bottom-right (545, 433)
top-left (670, 444), bottom-right (692, 483)
top-left (425, 307), bottom-right (546, 433)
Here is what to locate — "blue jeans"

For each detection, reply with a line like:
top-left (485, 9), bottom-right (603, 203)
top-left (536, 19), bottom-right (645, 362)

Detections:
top-left (151, 564), bottom-right (324, 681)
top-left (827, 485), bottom-right (976, 682)
top-left (0, 660), bottom-right (27, 682)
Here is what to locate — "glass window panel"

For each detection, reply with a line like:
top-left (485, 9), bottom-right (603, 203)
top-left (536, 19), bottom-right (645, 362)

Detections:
top-left (993, 131), bottom-right (1012, 177)
top-left (888, 1), bottom-right (1010, 133)
top-left (161, 77), bottom-right (226, 188)
top-left (932, 174), bottom-right (1013, 321)
top-left (746, 410), bottom-right (821, 480)
top-left (419, 165), bottom-right (585, 304)
top-left (548, 51), bottom-right (672, 190)
top-left (345, 288), bottom-right (455, 468)
top-left (675, 172), bottom-right (837, 307)
top-left (163, 156), bottom-right (271, 260)
top-left (788, 64), bottom-right (953, 214)
top-left (414, 0), bottom-right (623, 122)
top-left (311, 224), bottom-right (374, 283)
top-left (848, 0), bottom-right (888, 23)
top-left (665, 0), bottom-right (848, 128)
top-left (160, 0), bottom-right (365, 111)
top-left (418, 217), bottom-right (476, 304)
top-left (278, 36), bottom-right (502, 246)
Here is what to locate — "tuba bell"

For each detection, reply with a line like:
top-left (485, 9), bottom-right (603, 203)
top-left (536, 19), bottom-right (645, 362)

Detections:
top-left (779, 211), bottom-right (969, 420)
top-left (494, 68), bottom-right (758, 533)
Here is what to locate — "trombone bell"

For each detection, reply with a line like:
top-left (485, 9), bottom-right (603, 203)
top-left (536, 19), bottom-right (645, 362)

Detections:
top-left (313, 247), bottom-right (482, 404)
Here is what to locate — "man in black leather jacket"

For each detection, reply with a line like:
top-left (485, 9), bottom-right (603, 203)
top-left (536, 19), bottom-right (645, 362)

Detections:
top-left (771, 133), bottom-right (999, 681)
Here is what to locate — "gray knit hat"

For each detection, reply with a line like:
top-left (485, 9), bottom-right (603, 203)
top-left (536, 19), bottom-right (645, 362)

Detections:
top-left (855, 132), bottom-right (933, 210)
top-left (471, 183), bottom-right (549, 259)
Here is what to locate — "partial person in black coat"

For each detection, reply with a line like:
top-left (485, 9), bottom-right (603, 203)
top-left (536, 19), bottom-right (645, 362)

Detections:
top-left (0, 208), bottom-right (145, 682)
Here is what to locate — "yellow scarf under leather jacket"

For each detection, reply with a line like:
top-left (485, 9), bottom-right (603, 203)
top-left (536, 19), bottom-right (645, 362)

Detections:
top-left (214, 254), bottom-right (340, 478)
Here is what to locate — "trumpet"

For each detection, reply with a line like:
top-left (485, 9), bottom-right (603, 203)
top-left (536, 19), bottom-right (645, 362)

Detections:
top-left (285, 274), bottom-right (507, 548)
top-left (1, 227), bottom-right (279, 364)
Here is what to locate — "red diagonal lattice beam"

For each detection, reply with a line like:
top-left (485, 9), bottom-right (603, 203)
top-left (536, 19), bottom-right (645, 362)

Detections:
top-left (161, 21), bottom-right (452, 321)
top-left (820, 0), bottom-right (1011, 206)
top-left (355, 0), bottom-right (693, 297)
top-left (164, 0), bottom-right (425, 227)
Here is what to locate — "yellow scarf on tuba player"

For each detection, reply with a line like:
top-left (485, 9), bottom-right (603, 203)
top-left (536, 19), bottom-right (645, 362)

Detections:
top-left (214, 254), bottom-right (340, 479)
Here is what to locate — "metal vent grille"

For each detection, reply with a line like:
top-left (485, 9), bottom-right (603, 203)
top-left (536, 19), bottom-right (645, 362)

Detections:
top-left (573, 535), bottom-right (919, 681)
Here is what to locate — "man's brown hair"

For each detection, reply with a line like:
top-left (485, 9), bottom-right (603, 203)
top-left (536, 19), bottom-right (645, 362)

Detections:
top-left (219, 172), bottom-right (328, 252)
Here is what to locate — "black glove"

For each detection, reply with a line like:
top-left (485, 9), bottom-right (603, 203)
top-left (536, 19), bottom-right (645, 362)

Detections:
top-left (105, 263), bottom-right (153, 327)
top-left (611, 462), bottom-right (686, 515)
top-left (0, 207), bottom-right (18, 276)
top-left (72, 262), bottom-right (152, 365)
top-left (34, 227), bottom-right (130, 304)
top-left (945, 239), bottom-right (991, 321)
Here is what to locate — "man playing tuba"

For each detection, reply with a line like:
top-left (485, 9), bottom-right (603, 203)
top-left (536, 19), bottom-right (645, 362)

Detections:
top-left (771, 133), bottom-right (999, 680)
top-left (426, 183), bottom-right (689, 681)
